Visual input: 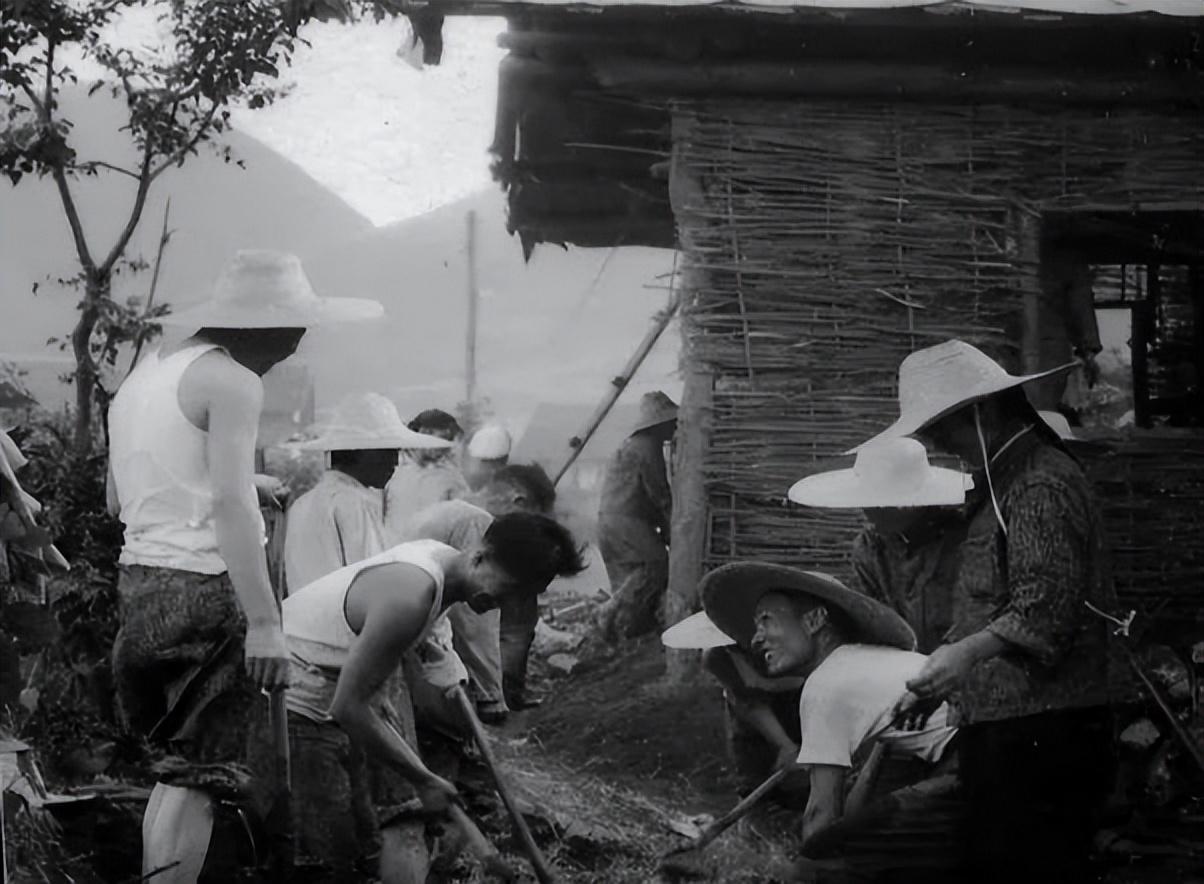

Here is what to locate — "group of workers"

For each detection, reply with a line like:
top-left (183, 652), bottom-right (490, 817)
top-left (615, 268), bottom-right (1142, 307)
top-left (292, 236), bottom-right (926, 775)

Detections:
top-left (73, 244), bottom-right (1122, 883)
top-left (103, 251), bottom-right (585, 882)
top-left (665, 339), bottom-right (1123, 883)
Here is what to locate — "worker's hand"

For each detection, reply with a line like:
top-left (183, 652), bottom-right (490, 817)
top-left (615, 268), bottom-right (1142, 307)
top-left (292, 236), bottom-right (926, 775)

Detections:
top-left (904, 640), bottom-right (979, 702)
top-left (892, 690), bottom-right (942, 732)
top-left (244, 622), bottom-right (291, 691)
top-left (253, 474), bottom-right (290, 510)
top-left (774, 742), bottom-right (801, 772)
top-left (417, 773), bottom-right (459, 814)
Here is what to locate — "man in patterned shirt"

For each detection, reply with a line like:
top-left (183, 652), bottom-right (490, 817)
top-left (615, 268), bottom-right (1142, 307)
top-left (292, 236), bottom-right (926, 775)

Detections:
top-left (862, 340), bottom-right (1119, 884)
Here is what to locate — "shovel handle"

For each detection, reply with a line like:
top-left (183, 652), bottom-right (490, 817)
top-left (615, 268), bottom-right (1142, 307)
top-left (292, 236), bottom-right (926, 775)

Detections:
top-left (453, 686), bottom-right (559, 884)
top-left (674, 766), bottom-right (790, 856)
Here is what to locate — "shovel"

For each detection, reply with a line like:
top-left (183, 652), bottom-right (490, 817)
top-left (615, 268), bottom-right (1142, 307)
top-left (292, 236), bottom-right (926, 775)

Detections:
top-left (660, 766), bottom-right (789, 866)
top-left (452, 685), bottom-right (559, 884)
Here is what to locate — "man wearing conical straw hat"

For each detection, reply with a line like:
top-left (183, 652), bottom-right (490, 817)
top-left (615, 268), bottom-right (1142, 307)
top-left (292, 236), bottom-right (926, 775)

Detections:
top-left (284, 392), bottom-right (452, 590)
top-left (855, 339), bottom-right (1120, 884)
top-left (106, 250), bottom-right (382, 883)
top-left (791, 436), bottom-right (973, 656)
top-left (596, 390), bottom-right (678, 642)
top-left (696, 560), bottom-right (958, 871)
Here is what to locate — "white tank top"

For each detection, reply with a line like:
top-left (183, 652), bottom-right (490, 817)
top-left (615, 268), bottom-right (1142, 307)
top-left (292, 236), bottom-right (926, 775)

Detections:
top-left (283, 539), bottom-right (456, 720)
top-left (108, 344), bottom-right (263, 574)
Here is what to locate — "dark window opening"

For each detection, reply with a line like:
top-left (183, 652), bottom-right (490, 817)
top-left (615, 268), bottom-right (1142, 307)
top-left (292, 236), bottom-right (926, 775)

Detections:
top-left (1041, 208), bottom-right (1204, 430)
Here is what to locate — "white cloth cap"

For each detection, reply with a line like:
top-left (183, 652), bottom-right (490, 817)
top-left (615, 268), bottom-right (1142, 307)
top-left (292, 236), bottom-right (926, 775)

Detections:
top-left (468, 424), bottom-right (511, 460)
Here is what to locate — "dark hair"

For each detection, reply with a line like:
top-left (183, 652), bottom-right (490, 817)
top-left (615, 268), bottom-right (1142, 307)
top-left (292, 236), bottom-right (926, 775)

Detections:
top-left (492, 463), bottom-right (557, 513)
top-left (482, 512), bottom-right (587, 591)
top-left (407, 408), bottom-right (463, 439)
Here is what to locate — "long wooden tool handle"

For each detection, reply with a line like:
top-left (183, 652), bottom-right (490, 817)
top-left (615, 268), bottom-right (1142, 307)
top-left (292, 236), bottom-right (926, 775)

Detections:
top-left (453, 686), bottom-right (559, 884)
top-left (690, 766), bottom-right (789, 852)
top-left (844, 741), bottom-right (888, 818)
top-left (268, 689), bottom-right (293, 882)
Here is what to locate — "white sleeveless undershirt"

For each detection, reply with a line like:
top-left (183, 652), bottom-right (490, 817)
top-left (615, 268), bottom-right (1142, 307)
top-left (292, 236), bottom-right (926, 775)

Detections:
top-left (108, 344), bottom-right (263, 575)
top-left (282, 539), bottom-right (456, 721)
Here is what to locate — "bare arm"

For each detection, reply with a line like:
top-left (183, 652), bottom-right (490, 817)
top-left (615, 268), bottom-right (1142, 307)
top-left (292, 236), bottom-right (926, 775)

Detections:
top-left (330, 566), bottom-right (457, 809)
top-left (704, 649), bottom-right (798, 761)
top-left (801, 765), bottom-right (847, 847)
top-left (200, 358), bottom-right (288, 689)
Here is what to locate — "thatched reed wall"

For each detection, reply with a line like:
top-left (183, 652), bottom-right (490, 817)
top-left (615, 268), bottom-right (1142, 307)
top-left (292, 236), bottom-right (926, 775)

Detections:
top-left (671, 99), bottom-right (1204, 621)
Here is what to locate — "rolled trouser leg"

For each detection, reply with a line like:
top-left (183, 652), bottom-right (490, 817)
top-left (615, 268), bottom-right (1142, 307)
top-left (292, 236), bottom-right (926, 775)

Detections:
top-left (143, 783), bottom-right (214, 884)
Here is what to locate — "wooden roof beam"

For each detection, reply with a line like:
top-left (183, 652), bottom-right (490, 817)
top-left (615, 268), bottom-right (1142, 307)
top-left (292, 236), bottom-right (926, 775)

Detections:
top-left (590, 58), bottom-right (1204, 104)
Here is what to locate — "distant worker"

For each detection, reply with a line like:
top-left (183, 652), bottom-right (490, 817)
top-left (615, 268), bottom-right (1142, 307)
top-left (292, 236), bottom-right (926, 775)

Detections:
top-left (407, 463), bottom-right (559, 716)
top-left (596, 391), bottom-right (677, 641)
top-left (284, 392), bottom-right (452, 591)
top-left (464, 423), bottom-right (512, 491)
top-left (106, 250), bottom-right (380, 883)
top-left (384, 409), bottom-right (470, 540)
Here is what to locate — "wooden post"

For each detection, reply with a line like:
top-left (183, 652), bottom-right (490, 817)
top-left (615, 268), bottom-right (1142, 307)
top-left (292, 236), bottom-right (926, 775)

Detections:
top-left (665, 112), bottom-right (712, 684)
top-left (466, 210), bottom-right (480, 404)
top-left (665, 358), bottom-right (712, 683)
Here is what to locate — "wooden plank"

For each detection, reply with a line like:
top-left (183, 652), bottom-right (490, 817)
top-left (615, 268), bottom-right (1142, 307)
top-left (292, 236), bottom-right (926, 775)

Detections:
top-left (590, 58), bottom-right (1204, 104)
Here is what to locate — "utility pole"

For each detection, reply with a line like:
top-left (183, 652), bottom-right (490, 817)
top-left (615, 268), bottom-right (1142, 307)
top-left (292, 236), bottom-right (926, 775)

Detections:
top-left (465, 210), bottom-right (479, 405)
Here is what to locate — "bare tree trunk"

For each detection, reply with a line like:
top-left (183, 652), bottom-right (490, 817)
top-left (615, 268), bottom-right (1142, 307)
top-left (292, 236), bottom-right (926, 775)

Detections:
top-left (71, 277), bottom-right (103, 455)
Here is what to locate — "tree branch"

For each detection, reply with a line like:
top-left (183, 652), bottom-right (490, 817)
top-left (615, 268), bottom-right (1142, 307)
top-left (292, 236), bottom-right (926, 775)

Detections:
top-left (99, 141), bottom-right (154, 276)
top-left (148, 103), bottom-right (219, 181)
top-left (74, 160), bottom-right (142, 179)
top-left (27, 42), bottom-right (97, 273)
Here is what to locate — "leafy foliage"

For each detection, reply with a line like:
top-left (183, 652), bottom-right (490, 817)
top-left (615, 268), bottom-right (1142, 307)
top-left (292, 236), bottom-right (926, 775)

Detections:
top-left (3, 412), bottom-right (126, 777)
top-left (0, 0), bottom-right (344, 453)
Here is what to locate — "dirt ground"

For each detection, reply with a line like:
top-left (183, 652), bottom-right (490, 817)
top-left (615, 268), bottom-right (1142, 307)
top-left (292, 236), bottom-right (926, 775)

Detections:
top-left (482, 625), bottom-right (1203, 884)
top-left (483, 635), bottom-right (800, 884)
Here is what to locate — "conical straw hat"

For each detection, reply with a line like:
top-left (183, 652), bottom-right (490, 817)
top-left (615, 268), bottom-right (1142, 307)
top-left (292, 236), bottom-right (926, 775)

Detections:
top-left (161, 250), bottom-right (383, 328)
top-left (1038, 410), bottom-right (1113, 453)
top-left (291, 393), bottom-right (454, 451)
top-left (702, 563), bottom-right (916, 652)
top-left (632, 391), bottom-right (678, 434)
top-left (790, 437), bottom-right (973, 509)
top-left (660, 611), bottom-right (736, 650)
top-left (849, 340), bottom-right (1076, 453)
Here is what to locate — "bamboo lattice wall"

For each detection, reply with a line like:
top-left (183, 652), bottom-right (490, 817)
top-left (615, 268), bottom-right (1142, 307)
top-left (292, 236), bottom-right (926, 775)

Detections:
top-left (672, 99), bottom-right (1204, 620)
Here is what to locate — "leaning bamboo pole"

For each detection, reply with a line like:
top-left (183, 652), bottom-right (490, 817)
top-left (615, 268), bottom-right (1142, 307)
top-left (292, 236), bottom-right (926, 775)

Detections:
top-left (552, 284), bottom-right (680, 487)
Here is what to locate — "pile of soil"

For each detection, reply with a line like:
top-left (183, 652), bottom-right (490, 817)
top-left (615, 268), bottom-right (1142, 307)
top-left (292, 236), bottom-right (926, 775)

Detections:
top-left (529, 636), bottom-right (733, 806)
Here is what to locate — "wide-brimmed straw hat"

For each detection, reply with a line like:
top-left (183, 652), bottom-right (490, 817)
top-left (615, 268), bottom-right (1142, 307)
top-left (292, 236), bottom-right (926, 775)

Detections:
top-left (1038, 410), bottom-right (1113, 453)
top-left (850, 340), bottom-right (1077, 453)
top-left (789, 437), bottom-right (973, 509)
top-left (632, 391), bottom-right (678, 434)
top-left (660, 611), bottom-right (736, 651)
top-left (702, 562), bottom-right (916, 651)
top-left (161, 250), bottom-right (383, 328)
top-left (291, 393), bottom-right (454, 451)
